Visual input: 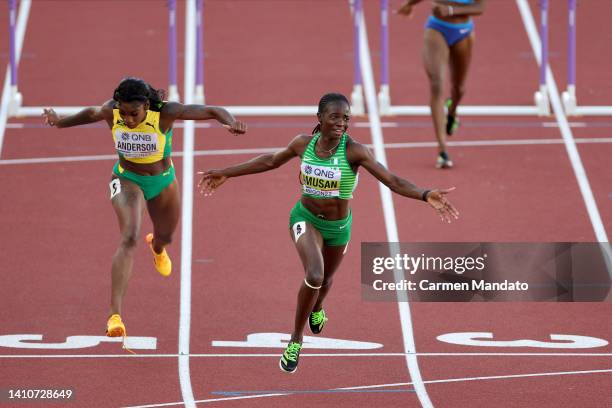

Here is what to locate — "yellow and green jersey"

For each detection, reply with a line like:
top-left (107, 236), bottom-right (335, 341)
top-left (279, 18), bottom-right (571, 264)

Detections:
top-left (112, 107), bottom-right (172, 164)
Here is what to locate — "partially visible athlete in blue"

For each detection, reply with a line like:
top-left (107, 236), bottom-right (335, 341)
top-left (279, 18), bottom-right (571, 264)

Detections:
top-left (398, 0), bottom-right (486, 168)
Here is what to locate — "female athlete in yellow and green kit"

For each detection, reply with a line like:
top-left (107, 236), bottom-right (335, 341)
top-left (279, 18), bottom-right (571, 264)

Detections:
top-left (43, 77), bottom-right (246, 338)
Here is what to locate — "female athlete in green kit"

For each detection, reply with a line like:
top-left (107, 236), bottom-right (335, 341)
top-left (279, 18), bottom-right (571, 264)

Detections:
top-left (198, 92), bottom-right (458, 373)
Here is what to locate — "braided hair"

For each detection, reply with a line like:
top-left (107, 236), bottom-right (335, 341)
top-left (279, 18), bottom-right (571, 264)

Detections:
top-left (311, 93), bottom-right (351, 134)
top-left (112, 77), bottom-right (166, 111)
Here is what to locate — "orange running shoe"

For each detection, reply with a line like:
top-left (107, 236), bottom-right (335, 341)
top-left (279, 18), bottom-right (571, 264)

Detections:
top-left (145, 233), bottom-right (172, 277)
top-left (106, 314), bottom-right (126, 337)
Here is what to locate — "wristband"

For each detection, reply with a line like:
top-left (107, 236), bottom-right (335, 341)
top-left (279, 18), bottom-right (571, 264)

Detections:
top-left (448, 5), bottom-right (454, 16)
top-left (422, 190), bottom-right (431, 202)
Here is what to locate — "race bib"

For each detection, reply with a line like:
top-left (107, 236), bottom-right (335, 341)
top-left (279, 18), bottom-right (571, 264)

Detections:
top-left (109, 178), bottom-right (121, 199)
top-left (114, 130), bottom-right (159, 158)
top-left (292, 221), bottom-right (306, 243)
top-left (300, 163), bottom-right (341, 198)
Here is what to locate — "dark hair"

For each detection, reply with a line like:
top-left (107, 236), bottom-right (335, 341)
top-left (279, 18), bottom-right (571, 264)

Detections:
top-left (312, 92), bottom-right (351, 134)
top-left (113, 77), bottom-right (166, 111)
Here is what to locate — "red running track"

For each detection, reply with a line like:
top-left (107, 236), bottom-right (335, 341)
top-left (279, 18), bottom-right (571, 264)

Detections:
top-left (1, 1), bottom-right (611, 407)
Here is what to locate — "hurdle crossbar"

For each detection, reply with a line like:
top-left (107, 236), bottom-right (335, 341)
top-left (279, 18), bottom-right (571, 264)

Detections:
top-left (378, 0), bottom-right (550, 117)
top-left (8, 0), bottom-right (182, 116)
top-left (218, 0), bottom-right (364, 116)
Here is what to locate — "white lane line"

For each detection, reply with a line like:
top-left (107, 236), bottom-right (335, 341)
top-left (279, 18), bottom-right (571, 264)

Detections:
top-left (517, 0), bottom-right (609, 245)
top-left (178, 1), bottom-right (196, 408)
top-left (121, 368), bottom-right (612, 407)
top-left (0, 0), bottom-right (31, 158)
top-left (358, 8), bottom-right (433, 408)
top-left (1, 138), bottom-right (611, 166)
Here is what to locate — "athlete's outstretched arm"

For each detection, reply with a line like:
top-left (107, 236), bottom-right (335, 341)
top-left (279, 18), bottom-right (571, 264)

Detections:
top-left (161, 102), bottom-right (247, 135)
top-left (348, 140), bottom-right (459, 223)
top-left (43, 100), bottom-right (114, 128)
top-left (397, 0), bottom-right (425, 17)
top-left (198, 134), bottom-right (308, 196)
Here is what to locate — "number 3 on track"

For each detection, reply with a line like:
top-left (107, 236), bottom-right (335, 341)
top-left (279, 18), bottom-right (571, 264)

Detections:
top-left (437, 332), bottom-right (608, 349)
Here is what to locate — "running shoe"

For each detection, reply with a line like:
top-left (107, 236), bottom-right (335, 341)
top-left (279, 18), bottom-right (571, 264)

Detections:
top-left (309, 309), bottom-right (328, 334)
top-left (436, 151), bottom-right (454, 169)
top-left (279, 341), bottom-right (302, 373)
top-left (146, 233), bottom-right (172, 277)
top-left (106, 314), bottom-right (125, 337)
top-left (445, 99), bottom-right (459, 136)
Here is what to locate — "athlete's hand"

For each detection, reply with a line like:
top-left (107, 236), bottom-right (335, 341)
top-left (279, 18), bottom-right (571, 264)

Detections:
top-left (42, 108), bottom-right (60, 127)
top-left (223, 120), bottom-right (247, 135)
top-left (197, 169), bottom-right (228, 196)
top-left (396, 2), bottom-right (415, 17)
top-left (425, 187), bottom-right (459, 223)
top-left (432, 2), bottom-right (452, 18)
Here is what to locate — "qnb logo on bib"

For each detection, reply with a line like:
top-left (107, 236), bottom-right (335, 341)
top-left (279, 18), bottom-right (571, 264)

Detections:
top-left (300, 163), bottom-right (341, 197)
top-left (115, 131), bottom-right (159, 158)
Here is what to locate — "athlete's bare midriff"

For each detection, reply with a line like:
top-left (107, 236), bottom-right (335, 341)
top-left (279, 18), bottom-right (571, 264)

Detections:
top-left (300, 196), bottom-right (350, 221)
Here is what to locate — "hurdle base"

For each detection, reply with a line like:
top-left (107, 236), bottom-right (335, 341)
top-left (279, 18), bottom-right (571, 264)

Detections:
top-left (8, 88), bottom-right (23, 117)
top-left (194, 85), bottom-right (205, 105)
top-left (562, 86), bottom-right (577, 116)
top-left (168, 85), bottom-right (180, 103)
top-left (351, 85), bottom-right (365, 116)
top-left (534, 86), bottom-right (551, 116)
top-left (378, 85), bottom-right (391, 116)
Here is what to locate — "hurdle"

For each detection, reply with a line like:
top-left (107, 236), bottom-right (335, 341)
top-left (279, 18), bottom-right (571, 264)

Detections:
top-left (6, 0), bottom-right (366, 118)
top-left (7, 0), bottom-right (184, 117)
top-left (377, 0), bottom-right (550, 116)
top-left (222, 0), bottom-right (365, 116)
top-left (562, 0), bottom-right (612, 116)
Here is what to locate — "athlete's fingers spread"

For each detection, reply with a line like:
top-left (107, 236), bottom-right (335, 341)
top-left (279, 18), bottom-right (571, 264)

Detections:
top-left (438, 186), bottom-right (456, 195)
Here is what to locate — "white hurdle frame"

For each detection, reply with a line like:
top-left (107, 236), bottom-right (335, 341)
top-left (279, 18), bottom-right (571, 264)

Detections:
top-left (376, 0), bottom-right (550, 117)
top-left (6, 0), bottom-right (365, 118)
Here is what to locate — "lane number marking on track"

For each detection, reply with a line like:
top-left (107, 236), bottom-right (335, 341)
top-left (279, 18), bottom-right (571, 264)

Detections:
top-left (0, 334), bottom-right (157, 350)
top-left (212, 332), bottom-right (383, 349)
top-left (437, 332), bottom-right (608, 349)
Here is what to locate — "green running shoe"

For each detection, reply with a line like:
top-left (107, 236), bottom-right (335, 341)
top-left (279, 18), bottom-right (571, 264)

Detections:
top-left (445, 98), bottom-right (459, 136)
top-left (279, 341), bottom-right (302, 373)
top-left (309, 309), bottom-right (328, 334)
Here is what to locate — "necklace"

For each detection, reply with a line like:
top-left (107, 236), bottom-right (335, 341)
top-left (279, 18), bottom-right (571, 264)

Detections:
top-left (317, 137), bottom-right (341, 155)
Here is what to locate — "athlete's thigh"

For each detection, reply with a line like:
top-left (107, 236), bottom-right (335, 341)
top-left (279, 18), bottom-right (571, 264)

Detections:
top-left (146, 178), bottom-right (181, 236)
top-left (449, 34), bottom-right (473, 88)
top-left (289, 221), bottom-right (324, 274)
top-left (322, 244), bottom-right (347, 281)
top-left (110, 176), bottom-right (145, 235)
top-left (422, 28), bottom-right (450, 80)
